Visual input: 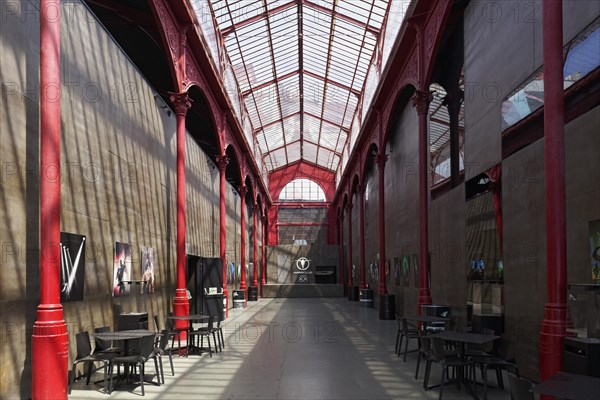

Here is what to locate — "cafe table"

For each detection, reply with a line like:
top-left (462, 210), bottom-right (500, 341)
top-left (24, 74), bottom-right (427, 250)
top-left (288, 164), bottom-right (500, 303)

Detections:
top-left (531, 371), bottom-right (600, 400)
top-left (166, 314), bottom-right (211, 355)
top-left (428, 330), bottom-right (500, 394)
top-left (92, 329), bottom-right (156, 356)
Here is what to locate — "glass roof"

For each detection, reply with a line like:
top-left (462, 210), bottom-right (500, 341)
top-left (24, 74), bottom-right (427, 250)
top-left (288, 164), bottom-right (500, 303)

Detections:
top-left (208, 0), bottom-right (391, 172)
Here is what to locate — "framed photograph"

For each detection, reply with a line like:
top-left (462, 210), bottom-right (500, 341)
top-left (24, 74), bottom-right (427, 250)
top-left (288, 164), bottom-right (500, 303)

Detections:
top-left (412, 254), bottom-right (420, 288)
top-left (113, 242), bottom-right (132, 297)
top-left (394, 257), bottom-right (400, 286)
top-left (402, 255), bottom-right (410, 287)
top-left (60, 232), bottom-right (86, 302)
top-left (140, 247), bottom-right (155, 294)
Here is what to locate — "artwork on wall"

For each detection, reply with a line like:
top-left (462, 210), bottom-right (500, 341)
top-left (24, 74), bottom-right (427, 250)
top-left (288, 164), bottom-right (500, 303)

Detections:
top-left (412, 254), bottom-right (420, 288)
top-left (227, 261), bottom-right (235, 285)
top-left (590, 219), bottom-right (600, 284)
top-left (113, 242), bottom-right (132, 297)
top-left (394, 257), bottom-right (400, 286)
top-left (385, 259), bottom-right (390, 285)
top-left (402, 255), bottom-right (410, 287)
top-left (140, 246), bottom-right (155, 294)
top-left (60, 232), bottom-right (86, 302)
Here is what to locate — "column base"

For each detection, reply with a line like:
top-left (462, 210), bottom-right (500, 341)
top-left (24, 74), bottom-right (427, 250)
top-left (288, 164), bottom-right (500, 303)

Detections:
top-left (32, 305), bottom-right (68, 399)
top-left (539, 302), bottom-right (568, 382)
top-left (173, 289), bottom-right (190, 340)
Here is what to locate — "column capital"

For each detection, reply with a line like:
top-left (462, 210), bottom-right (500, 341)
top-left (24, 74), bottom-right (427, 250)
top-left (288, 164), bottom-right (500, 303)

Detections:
top-left (215, 155), bottom-right (229, 172)
top-left (169, 92), bottom-right (191, 116)
top-left (357, 184), bottom-right (366, 194)
top-left (238, 185), bottom-right (248, 197)
top-left (253, 202), bottom-right (259, 211)
top-left (375, 154), bottom-right (388, 171)
top-left (411, 90), bottom-right (433, 116)
top-left (347, 201), bottom-right (353, 210)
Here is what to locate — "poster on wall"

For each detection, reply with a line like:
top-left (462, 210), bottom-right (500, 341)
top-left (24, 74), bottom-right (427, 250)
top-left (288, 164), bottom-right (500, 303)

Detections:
top-left (394, 257), bottom-right (400, 286)
top-left (412, 254), bottom-right (420, 288)
top-left (113, 242), bottom-right (132, 297)
top-left (402, 256), bottom-right (410, 287)
top-left (590, 219), bottom-right (600, 284)
top-left (140, 246), bottom-right (155, 294)
top-left (60, 232), bottom-right (86, 302)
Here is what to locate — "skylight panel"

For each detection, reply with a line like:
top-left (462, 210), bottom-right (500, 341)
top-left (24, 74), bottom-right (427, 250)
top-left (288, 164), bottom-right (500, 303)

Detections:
top-left (286, 141), bottom-right (302, 164)
top-left (303, 115), bottom-right (321, 143)
top-left (303, 141), bottom-right (319, 164)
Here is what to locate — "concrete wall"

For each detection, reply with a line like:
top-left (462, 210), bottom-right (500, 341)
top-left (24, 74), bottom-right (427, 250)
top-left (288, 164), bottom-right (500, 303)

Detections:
top-left (0, 2), bottom-right (244, 398)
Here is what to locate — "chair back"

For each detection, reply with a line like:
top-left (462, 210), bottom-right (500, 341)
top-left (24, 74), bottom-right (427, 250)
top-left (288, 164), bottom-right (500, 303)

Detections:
top-left (75, 332), bottom-right (93, 360)
top-left (430, 337), bottom-right (447, 362)
top-left (508, 374), bottom-right (534, 400)
top-left (416, 328), bottom-right (430, 354)
top-left (153, 314), bottom-right (160, 333)
top-left (207, 316), bottom-right (215, 330)
top-left (480, 328), bottom-right (495, 353)
top-left (401, 317), bottom-right (411, 335)
top-left (138, 334), bottom-right (156, 359)
top-left (157, 329), bottom-right (170, 351)
top-left (93, 326), bottom-right (111, 352)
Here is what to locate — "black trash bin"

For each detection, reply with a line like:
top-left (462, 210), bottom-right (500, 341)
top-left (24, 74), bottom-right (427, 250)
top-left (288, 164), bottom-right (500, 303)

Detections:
top-left (359, 289), bottom-right (373, 308)
top-left (379, 294), bottom-right (396, 320)
top-left (248, 286), bottom-right (259, 301)
top-left (421, 304), bottom-right (450, 331)
top-left (348, 286), bottom-right (359, 301)
top-left (233, 290), bottom-right (246, 308)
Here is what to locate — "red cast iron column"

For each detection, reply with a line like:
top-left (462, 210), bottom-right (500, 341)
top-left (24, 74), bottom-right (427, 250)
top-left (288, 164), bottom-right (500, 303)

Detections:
top-left (252, 203), bottom-right (259, 288)
top-left (170, 92), bottom-right (191, 333)
top-left (239, 185), bottom-right (248, 290)
top-left (261, 213), bottom-right (267, 290)
top-left (32, 1), bottom-right (69, 398)
top-left (347, 201), bottom-right (354, 291)
top-left (376, 154), bottom-right (388, 295)
top-left (413, 90), bottom-right (433, 313)
top-left (338, 214), bottom-right (345, 290)
top-left (539, 0), bottom-right (568, 384)
top-left (216, 155), bottom-right (229, 316)
top-left (358, 184), bottom-right (367, 289)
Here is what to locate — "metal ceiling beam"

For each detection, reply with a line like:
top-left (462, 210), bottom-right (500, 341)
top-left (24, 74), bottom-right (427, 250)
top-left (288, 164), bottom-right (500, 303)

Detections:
top-left (304, 0), bottom-right (380, 35)
top-left (303, 70), bottom-right (361, 97)
top-left (222, 0), bottom-right (276, 169)
top-left (331, 1), bottom-right (377, 158)
top-left (298, 0), bottom-right (305, 160)
top-left (253, 110), bottom-right (350, 134)
top-left (241, 70), bottom-right (299, 97)
top-left (220, 1), bottom-right (297, 37)
top-left (262, 0), bottom-right (289, 165)
top-left (262, 138), bottom-right (342, 157)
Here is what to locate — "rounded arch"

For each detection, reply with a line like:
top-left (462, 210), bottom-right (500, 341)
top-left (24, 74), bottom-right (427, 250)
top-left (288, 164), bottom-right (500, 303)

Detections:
top-left (278, 178), bottom-right (327, 202)
top-left (268, 161), bottom-right (336, 202)
top-left (224, 144), bottom-right (243, 189)
top-left (382, 84), bottom-right (417, 151)
top-left (361, 143), bottom-right (379, 181)
top-left (186, 85), bottom-right (222, 159)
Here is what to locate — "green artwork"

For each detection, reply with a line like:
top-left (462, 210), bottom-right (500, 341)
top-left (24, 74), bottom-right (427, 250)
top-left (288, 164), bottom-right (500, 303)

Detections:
top-left (590, 220), bottom-right (600, 284)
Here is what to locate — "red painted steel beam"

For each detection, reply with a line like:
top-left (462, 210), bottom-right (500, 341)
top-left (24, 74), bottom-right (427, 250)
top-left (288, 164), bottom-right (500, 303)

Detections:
top-left (171, 93), bottom-right (192, 335)
top-left (376, 153), bottom-right (388, 295)
top-left (304, 70), bottom-right (361, 97)
top-left (32, 2), bottom-right (69, 398)
top-left (276, 221), bottom-right (328, 227)
top-left (252, 204), bottom-right (259, 287)
top-left (261, 214), bottom-right (267, 288)
top-left (255, 110), bottom-right (349, 135)
top-left (217, 155), bottom-right (229, 317)
top-left (539, 0), bottom-right (568, 386)
top-left (221, 1), bottom-right (297, 37)
top-left (346, 201), bottom-right (354, 290)
top-left (243, 70), bottom-right (299, 97)
top-left (239, 185), bottom-right (248, 290)
top-left (304, 0), bottom-right (380, 35)
top-left (413, 89), bottom-right (433, 313)
top-left (358, 185), bottom-right (367, 289)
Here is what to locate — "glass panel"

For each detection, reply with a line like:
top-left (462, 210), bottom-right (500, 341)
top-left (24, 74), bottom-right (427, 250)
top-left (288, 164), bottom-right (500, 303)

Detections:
top-left (303, 141), bottom-right (319, 165)
top-left (502, 19), bottom-right (599, 130)
top-left (279, 178), bottom-right (326, 202)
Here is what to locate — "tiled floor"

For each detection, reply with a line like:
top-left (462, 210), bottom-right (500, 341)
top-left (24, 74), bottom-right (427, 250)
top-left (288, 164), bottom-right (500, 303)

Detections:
top-left (69, 298), bottom-right (515, 399)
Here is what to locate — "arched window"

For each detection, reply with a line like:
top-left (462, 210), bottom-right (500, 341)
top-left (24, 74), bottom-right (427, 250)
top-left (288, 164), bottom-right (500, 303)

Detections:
top-left (279, 179), bottom-right (326, 202)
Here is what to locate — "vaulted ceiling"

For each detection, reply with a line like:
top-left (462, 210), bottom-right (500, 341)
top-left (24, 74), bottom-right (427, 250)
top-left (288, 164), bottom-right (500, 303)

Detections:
top-left (208, 0), bottom-right (390, 173)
